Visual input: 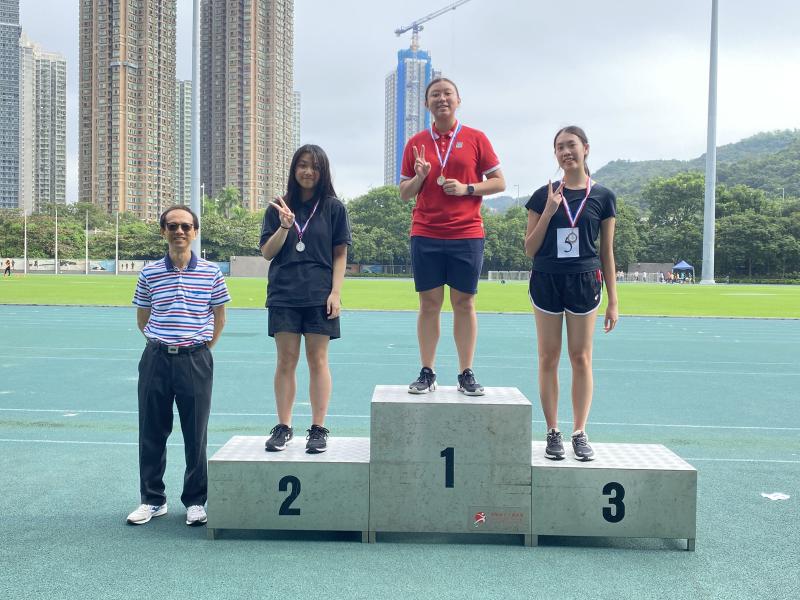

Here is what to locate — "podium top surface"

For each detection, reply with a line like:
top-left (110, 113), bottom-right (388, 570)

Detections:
top-left (210, 436), bottom-right (370, 464)
top-left (531, 442), bottom-right (696, 471)
top-left (372, 385), bottom-right (531, 406)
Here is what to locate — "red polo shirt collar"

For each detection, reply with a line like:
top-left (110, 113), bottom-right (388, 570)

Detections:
top-left (430, 121), bottom-right (459, 139)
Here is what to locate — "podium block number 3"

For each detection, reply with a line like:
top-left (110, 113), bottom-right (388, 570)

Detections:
top-left (440, 447), bottom-right (454, 488)
top-left (279, 475), bottom-right (301, 516)
top-left (602, 481), bottom-right (625, 523)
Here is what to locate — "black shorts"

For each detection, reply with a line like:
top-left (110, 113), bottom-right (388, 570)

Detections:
top-left (410, 236), bottom-right (484, 294)
top-left (529, 270), bottom-right (603, 315)
top-left (267, 305), bottom-right (340, 339)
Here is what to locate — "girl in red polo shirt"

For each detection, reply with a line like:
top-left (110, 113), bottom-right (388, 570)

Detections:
top-left (399, 77), bottom-right (506, 396)
top-left (524, 126), bottom-right (619, 461)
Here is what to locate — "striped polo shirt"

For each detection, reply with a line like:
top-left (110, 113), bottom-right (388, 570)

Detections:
top-left (132, 252), bottom-right (231, 346)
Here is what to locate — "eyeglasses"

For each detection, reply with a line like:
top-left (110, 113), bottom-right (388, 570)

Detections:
top-left (165, 222), bottom-right (195, 232)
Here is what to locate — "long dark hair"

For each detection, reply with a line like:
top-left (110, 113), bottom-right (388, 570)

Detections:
top-left (285, 144), bottom-right (336, 211)
top-left (553, 125), bottom-right (590, 177)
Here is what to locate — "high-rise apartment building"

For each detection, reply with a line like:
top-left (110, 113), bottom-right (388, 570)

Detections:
top-left (79, 0), bottom-right (177, 219)
top-left (292, 90), bottom-right (300, 151)
top-left (19, 34), bottom-right (66, 214)
top-left (175, 79), bottom-right (192, 205)
top-left (0, 0), bottom-right (21, 209)
top-left (200, 0), bottom-right (294, 211)
top-left (384, 44), bottom-right (437, 186)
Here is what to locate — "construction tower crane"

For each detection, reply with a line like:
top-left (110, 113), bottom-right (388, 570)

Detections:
top-left (395, 0), bottom-right (472, 51)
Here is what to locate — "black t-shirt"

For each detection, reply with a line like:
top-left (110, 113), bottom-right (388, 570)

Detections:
top-left (259, 196), bottom-right (352, 307)
top-left (525, 182), bottom-right (616, 274)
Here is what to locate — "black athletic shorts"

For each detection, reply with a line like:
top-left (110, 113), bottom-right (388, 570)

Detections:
top-left (268, 305), bottom-right (340, 339)
top-left (529, 269), bottom-right (603, 315)
top-left (410, 236), bottom-right (484, 294)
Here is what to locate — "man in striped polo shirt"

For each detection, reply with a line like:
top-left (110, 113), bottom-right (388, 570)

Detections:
top-left (126, 206), bottom-right (230, 527)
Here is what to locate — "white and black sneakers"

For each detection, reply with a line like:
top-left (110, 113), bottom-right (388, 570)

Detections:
top-left (408, 367), bottom-right (437, 393)
top-left (457, 368), bottom-right (484, 396)
top-left (185, 505), bottom-right (207, 526)
top-left (126, 503), bottom-right (167, 525)
top-left (265, 424), bottom-right (294, 452)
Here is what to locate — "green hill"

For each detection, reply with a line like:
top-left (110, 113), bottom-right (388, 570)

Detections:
top-left (594, 129), bottom-right (800, 209)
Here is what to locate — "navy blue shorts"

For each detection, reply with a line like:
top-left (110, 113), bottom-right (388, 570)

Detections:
top-left (529, 270), bottom-right (603, 315)
top-left (268, 305), bottom-right (340, 339)
top-left (410, 236), bottom-right (484, 294)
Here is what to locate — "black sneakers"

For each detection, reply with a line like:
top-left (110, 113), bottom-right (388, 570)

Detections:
top-left (306, 424), bottom-right (329, 453)
top-left (265, 424), bottom-right (293, 452)
top-left (545, 428), bottom-right (565, 459)
top-left (457, 368), bottom-right (484, 396)
top-left (571, 430), bottom-right (595, 461)
top-left (409, 367), bottom-right (437, 394)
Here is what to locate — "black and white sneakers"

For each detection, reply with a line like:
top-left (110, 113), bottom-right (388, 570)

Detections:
top-left (545, 428), bottom-right (565, 459)
top-left (265, 424), bottom-right (294, 452)
top-left (457, 368), bottom-right (484, 396)
top-left (408, 367), bottom-right (437, 394)
top-left (305, 424), bottom-right (330, 453)
top-left (409, 367), bottom-right (485, 396)
top-left (571, 430), bottom-right (595, 461)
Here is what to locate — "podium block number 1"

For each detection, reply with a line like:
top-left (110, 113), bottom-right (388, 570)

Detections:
top-left (440, 447), bottom-right (454, 488)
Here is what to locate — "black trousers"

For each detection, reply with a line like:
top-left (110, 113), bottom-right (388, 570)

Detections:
top-left (137, 342), bottom-right (213, 507)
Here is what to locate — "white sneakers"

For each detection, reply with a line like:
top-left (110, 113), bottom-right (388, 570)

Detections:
top-left (126, 502), bottom-right (207, 526)
top-left (185, 505), bottom-right (207, 526)
top-left (126, 503), bottom-right (168, 525)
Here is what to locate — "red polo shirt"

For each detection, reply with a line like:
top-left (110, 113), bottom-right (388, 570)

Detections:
top-left (401, 122), bottom-right (500, 239)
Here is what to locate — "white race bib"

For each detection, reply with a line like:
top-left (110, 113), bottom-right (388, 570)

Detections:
top-left (557, 227), bottom-right (580, 258)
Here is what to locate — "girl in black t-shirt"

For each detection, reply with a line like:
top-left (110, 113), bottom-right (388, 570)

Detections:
top-left (523, 126), bottom-right (619, 461)
top-left (259, 144), bottom-right (352, 454)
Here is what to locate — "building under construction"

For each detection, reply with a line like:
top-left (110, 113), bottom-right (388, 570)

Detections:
top-left (384, 1), bottom-right (469, 186)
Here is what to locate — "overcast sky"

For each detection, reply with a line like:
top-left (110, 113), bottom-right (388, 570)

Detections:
top-left (19, 0), bottom-right (800, 203)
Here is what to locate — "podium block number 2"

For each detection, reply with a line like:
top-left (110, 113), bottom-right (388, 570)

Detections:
top-left (440, 447), bottom-right (454, 488)
top-left (602, 481), bottom-right (625, 523)
top-left (279, 475), bottom-right (301, 516)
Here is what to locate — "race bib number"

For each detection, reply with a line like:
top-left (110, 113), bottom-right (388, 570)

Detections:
top-left (557, 227), bottom-right (580, 258)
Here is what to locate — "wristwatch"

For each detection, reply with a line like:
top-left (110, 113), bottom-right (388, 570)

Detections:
top-left (466, 184), bottom-right (475, 195)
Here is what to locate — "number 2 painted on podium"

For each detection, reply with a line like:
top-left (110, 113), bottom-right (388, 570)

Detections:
top-left (279, 475), bottom-right (301, 515)
top-left (440, 447), bottom-right (454, 488)
top-left (602, 481), bottom-right (625, 523)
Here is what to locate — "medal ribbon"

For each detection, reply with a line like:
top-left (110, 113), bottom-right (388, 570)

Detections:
top-left (429, 121), bottom-right (462, 177)
top-left (560, 178), bottom-right (593, 228)
top-left (293, 199), bottom-right (320, 242)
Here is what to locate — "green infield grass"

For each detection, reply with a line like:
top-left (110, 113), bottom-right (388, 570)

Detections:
top-left (1, 275), bottom-right (798, 317)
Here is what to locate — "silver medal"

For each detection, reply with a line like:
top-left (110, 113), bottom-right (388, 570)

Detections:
top-left (437, 175), bottom-right (446, 186)
top-left (296, 241), bottom-right (305, 252)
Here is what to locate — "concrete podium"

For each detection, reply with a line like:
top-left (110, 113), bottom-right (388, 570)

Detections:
top-left (207, 436), bottom-right (370, 540)
top-left (531, 442), bottom-right (697, 550)
top-left (369, 385), bottom-right (532, 543)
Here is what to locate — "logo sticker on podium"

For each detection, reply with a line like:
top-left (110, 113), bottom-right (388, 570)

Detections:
top-left (473, 512), bottom-right (486, 528)
top-left (469, 507), bottom-right (527, 531)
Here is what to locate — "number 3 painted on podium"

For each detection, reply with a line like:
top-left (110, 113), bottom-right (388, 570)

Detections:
top-left (602, 481), bottom-right (625, 523)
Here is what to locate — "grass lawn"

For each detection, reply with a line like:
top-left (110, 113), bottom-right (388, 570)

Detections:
top-left (0, 274), bottom-right (798, 317)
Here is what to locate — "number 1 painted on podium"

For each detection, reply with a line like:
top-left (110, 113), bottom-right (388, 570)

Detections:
top-left (440, 447), bottom-right (454, 488)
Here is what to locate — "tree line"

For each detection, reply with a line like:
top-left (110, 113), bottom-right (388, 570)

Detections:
top-left (1, 175), bottom-right (798, 280)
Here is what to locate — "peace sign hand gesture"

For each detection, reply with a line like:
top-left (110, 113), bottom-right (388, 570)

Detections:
top-left (412, 145), bottom-right (431, 179)
top-left (543, 180), bottom-right (565, 217)
top-left (269, 196), bottom-right (295, 229)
